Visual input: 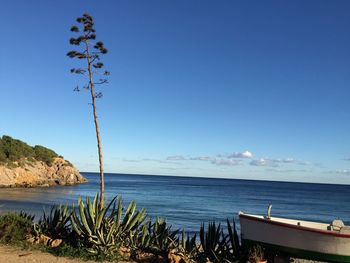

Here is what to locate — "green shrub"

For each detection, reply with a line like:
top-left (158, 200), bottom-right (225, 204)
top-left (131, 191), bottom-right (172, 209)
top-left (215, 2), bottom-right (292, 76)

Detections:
top-left (0, 150), bottom-right (6, 163)
top-left (0, 213), bottom-right (33, 244)
top-left (6, 161), bottom-right (19, 169)
top-left (34, 145), bottom-right (58, 165)
top-left (0, 136), bottom-right (35, 162)
top-left (0, 135), bottom-right (59, 166)
top-left (46, 243), bottom-right (102, 261)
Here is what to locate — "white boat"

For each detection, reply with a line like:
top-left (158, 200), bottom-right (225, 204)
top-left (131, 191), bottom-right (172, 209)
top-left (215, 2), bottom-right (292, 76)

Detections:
top-left (239, 209), bottom-right (350, 262)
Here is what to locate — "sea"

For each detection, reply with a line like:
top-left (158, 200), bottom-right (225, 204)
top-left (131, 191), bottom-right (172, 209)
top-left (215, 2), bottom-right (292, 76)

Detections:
top-left (0, 172), bottom-right (350, 233)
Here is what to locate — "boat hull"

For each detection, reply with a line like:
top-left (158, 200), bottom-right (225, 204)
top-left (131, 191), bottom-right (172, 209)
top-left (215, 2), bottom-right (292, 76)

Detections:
top-left (240, 214), bottom-right (350, 262)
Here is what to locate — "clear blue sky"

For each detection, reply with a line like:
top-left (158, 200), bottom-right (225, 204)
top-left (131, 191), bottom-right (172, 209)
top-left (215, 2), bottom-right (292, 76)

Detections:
top-left (1, 0), bottom-right (349, 184)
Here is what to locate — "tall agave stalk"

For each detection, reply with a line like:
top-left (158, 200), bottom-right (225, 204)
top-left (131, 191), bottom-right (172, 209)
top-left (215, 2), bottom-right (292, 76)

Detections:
top-left (67, 13), bottom-right (110, 207)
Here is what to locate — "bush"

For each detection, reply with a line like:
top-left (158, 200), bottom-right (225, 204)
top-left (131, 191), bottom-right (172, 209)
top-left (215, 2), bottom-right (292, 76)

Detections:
top-left (0, 136), bottom-right (35, 162)
top-left (0, 150), bottom-right (6, 163)
top-left (0, 213), bottom-right (33, 244)
top-left (34, 145), bottom-right (58, 165)
top-left (0, 135), bottom-right (59, 166)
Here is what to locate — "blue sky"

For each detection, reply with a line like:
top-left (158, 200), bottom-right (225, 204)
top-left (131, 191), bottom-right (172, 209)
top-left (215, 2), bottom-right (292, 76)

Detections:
top-left (1, 0), bottom-right (349, 184)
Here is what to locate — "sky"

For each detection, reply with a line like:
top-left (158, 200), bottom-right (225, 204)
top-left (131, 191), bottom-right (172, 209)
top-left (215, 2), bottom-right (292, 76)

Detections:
top-left (1, 0), bottom-right (350, 184)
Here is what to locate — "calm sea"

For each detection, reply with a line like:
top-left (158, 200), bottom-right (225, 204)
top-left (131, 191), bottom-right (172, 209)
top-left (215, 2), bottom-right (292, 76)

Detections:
top-left (0, 173), bottom-right (350, 233)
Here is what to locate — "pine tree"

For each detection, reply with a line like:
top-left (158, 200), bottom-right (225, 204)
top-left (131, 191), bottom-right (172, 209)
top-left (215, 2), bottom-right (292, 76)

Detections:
top-left (67, 13), bottom-right (110, 207)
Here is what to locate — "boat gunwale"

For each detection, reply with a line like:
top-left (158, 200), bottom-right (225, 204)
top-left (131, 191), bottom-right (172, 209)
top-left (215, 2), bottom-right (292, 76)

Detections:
top-left (239, 213), bottom-right (350, 238)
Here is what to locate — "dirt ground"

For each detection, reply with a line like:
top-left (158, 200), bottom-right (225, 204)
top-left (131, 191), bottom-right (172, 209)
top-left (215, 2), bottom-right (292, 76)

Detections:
top-left (0, 245), bottom-right (325, 263)
top-left (0, 245), bottom-right (133, 263)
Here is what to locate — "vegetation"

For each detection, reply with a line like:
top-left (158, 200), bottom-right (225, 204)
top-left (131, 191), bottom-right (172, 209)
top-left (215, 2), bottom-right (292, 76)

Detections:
top-left (0, 212), bottom-right (33, 244)
top-left (70, 195), bottom-right (146, 258)
top-left (67, 13), bottom-right (110, 207)
top-left (0, 194), bottom-right (253, 262)
top-left (248, 245), bottom-right (266, 263)
top-left (33, 145), bottom-right (59, 165)
top-left (35, 205), bottom-right (71, 240)
top-left (0, 135), bottom-right (58, 166)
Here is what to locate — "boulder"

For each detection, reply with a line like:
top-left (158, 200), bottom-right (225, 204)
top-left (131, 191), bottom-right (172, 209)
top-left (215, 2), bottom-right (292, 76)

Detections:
top-left (0, 157), bottom-right (87, 187)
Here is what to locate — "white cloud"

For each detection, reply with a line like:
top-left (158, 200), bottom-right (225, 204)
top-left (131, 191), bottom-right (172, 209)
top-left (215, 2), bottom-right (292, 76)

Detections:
top-left (167, 152), bottom-right (309, 169)
top-left (297, 161), bottom-right (311, 166)
top-left (189, 156), bottom-right (213, 161)
top-left (343, 158), bottom-right (350, 161)
top-left (265, 168), bottom-right (311, 173)
top-left (280, 158), bottom-right (295, 163)
top-left (165, 152), bottom-right (250, 167)
top-left (123, 159), bottom-right (140, 163)
top-left (166, 155), bottom-right (187, 161)
top-left (250, 157), bottom-right (310, 167)
top-left (211, 158), bottom-right (242, 166)
top-left (250, 158), bottom-right (277, 167)
top-left (332, 169), bottom-right (350, 175)
top-left (228, 151), bottom-right (253, 159)
top-left (143, 158), bottom-right (178, 164)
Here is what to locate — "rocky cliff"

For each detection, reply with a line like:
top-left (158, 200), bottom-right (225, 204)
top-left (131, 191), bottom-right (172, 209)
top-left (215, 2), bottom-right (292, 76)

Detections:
top-left (0, 157), bottom-right (87, 187)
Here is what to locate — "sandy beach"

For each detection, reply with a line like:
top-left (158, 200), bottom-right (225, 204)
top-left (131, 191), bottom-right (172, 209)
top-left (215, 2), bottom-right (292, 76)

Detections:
top-left (0, 245), bottom-right (134, 263)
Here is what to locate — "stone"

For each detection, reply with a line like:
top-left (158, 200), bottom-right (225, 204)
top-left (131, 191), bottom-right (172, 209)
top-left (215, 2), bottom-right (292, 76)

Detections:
top-left (50, 239), bottom-right (62, 248)
top-left (38, 234), bottom-right (51, 246)
top-left (0, 157), bottom-right (87, 187)
top-left (134, 252), bottom-right (157, 263)
top-left (118, 246), bottom-right (131, 258)
top-left (168, 250), bottom-right (188, 263)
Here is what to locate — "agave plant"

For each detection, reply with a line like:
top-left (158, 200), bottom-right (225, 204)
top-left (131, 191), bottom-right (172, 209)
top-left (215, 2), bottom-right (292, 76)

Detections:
top-left (226, 218), bottom-right (241, 259)
top-left (19, 211), bottom-right (35, 221)
top-left (147, 217), bottom-right (179, 255)
top-left (199, 222), bottom-right (228, 263)
top-left (197, 219), bottom-right (242, 263)
top-left (128, 220), bottom-right (152, 250)
top-left (179, 229), bottom-right (197, 259)
top-left (70, 194), bottom-right (147, 257)
top-left (36, 205), bottom-right (71, 239)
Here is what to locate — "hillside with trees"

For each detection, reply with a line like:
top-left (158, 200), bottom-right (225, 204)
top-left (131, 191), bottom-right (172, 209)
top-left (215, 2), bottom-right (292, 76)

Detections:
top-left (0, 135), bottom-right (86, 187)
top-left (0, 135), bottom-right (59, 167)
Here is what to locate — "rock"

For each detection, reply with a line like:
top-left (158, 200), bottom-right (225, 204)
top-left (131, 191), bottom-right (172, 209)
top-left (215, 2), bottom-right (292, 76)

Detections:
top-left (118, 246), bottom-right (131, 258)
top-left (168, 253), bottom-right (182, 263)
top-left (168, 250), bottom-right (188, 263)
top-left (0, 157), bottom-right (87, 187)
top-left (28, 234), bottom-right (62, 248)
top-left (50, 239), bottom-right (62, 248)
top-left (134, 252), bottom-right (157, 263)
top-left (37, 234), bottom-right (51, 246)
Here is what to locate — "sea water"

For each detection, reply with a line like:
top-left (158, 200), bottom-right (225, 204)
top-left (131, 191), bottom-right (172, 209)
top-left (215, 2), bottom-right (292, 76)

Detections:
top-left (0, 173), bottom-right (349, 233)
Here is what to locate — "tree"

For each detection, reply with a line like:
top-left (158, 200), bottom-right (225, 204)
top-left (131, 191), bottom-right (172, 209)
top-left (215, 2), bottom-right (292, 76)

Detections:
top-left (67, 13), bottom-right (110, 207)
